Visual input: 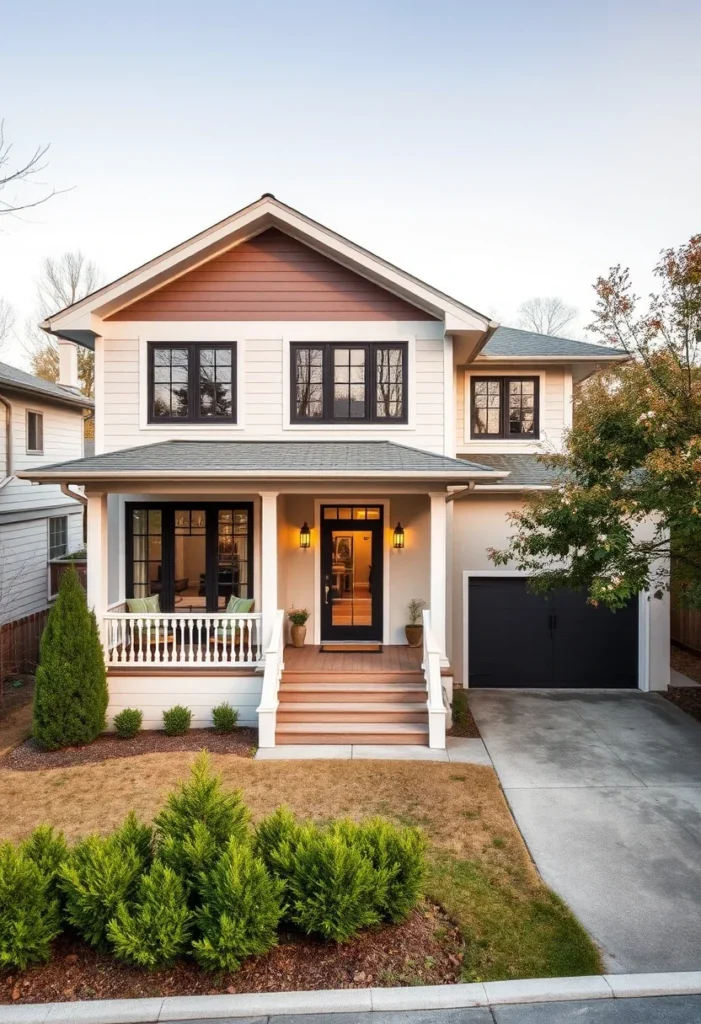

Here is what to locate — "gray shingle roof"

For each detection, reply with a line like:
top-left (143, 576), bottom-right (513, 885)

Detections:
top-left (0, 361), bottom-right (93, 409)
top-left (20, 440), bottom-right (505, 480)
top-left (481, 326), bottom-right (627, 360)
top-left (460, 452), bottom-right (560, 486)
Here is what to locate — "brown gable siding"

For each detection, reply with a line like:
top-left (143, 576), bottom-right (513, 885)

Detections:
top-left (107, 229), bottom-right (438, 322)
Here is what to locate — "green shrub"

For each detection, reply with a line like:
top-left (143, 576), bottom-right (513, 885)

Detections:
top-left (192, 840), bottom-right (283, 972)
top-left (282, 823), bottom-right (381, 942)
top-left (21, 826), bottom-right (69, 899)
top-left (162, 705), bottom-right (192, 736)
top-left (0, 842), bottom-right (61, 969)
top-left (154, 752), bottom-right (250, 886)
top-left (114, 708), bottom-right (143, 740)
top-left (254, 806), bottom-right (302, 908)
top-left (107, 861), bottom-right (191, 968)
top-left (59, 829), bottom-right (146, 949)
top-left (33, 565), bottom-right (108, 750)
top-left (112, 810), bottom-right (154, 866)
top-left (211, 702), bottom-right (238, 733)
top-left (352, 818), bottom-right (426, 922)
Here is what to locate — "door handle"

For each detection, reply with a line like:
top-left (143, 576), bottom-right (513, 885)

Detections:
top-left (324, 585), bottom-right (330, 605)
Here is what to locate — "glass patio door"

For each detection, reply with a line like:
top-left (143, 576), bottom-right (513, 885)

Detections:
top-left (320, 505), bottom-right (383, 641)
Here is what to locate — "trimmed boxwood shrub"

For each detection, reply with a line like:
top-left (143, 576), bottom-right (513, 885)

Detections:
top-left (107, 861), bottom-right (191, 968)
top-left (114, 708), bottom-right (143, 739)
top-left (33, 565), bottom-right (108, 751)
top-left (0, 842), bottom-right (61, 969)
top-left (162, 705), bottom-right (192, 736)
top-left (211, 702), bottom-right (238, 733)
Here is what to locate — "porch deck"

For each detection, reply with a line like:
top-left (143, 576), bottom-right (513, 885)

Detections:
top-left (282, 644), bottom-right (423, 673)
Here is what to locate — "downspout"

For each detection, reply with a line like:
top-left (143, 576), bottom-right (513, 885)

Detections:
top-left (61, 482), bottom-right (87, 507)
top-left (0, 392), bottom-right (13, 491)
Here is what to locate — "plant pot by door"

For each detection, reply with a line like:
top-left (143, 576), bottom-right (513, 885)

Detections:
top-left (291, 624), bottom-right (306, 648)
top-left (405, 624), bottom-right (423, 648)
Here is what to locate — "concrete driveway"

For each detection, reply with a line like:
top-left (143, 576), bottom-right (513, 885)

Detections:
top-left (469, 690), bottom-right (701, 974)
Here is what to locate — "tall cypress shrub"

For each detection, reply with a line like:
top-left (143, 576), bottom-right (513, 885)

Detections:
top-left (33, 565), bottom-right (108, 750)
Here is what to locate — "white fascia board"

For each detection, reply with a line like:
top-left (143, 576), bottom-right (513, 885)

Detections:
top-left (42, 198), bottom-right (489, 332)
top-left (475, 353), bottom-right (628, 362)
top-left (17, 468), bottom-right (510, 483)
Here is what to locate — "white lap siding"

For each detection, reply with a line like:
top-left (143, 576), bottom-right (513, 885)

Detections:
top-left (106, 673), bottom-right (262, 730)
top-left (0, 511), bottom-right (83, 624)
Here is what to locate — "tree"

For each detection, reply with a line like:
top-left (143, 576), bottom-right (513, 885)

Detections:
top-left (0, 298), bottom-right (14, 348)
top-left (33, 565), bottom-right (108, 750)
top-left (517, 296), bottom-right (578, 337)
top-left (490, 234), bottom-right (701, 610)
top-left (26, 252), bottom-right (99, 397)
top-left (0, 120), bottom-right (62, 217)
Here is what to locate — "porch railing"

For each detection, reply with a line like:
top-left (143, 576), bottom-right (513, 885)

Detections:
top-left (422, 608), bottom-right (447, 749)
top-left (103, 607), bottom-right (264, 667)
top-left (256, 609), bottom-right (285, 747)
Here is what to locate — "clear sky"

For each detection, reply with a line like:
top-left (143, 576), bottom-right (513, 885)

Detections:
top-left (1, 0), bottom-right (699, 364)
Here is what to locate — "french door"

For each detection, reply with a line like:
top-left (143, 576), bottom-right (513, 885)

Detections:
top-left (320, 504), bottom-right (384, 642)
top-left (126, 502), bottom-right (253, 613)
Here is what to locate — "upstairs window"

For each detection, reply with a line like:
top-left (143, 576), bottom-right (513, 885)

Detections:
top-left (291, 343), bottom-right (407, 424)
top-left (148, 343), bottom-right (236, 423)
top-left (471, 376), bottom-right (539, 439)
top-left (27, 411), bottom-right (44, 453)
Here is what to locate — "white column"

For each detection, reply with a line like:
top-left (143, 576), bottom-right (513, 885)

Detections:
top-left (260, 491), bottom-right (279, 650)
top-left (429, 492), bottom-right (448, 665)
top-left (57, 338), bottom-right (80, 391)
top-left (86, 491), bottom-right (109, 643)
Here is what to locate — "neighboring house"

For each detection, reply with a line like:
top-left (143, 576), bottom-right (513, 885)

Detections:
top-left (0, 359), bottom-right (93, 678)
top-left (18, 195), bottom-right (670, 748)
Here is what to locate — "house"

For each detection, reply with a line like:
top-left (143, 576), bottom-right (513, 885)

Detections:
top-left (0, 358), bottom-right (93, 678)
top-left (17, 195), bottom-right (670, 748)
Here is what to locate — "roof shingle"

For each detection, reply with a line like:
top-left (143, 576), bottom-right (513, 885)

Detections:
top-left (0, 361), bottom-right (93, 409)
top-left (481, 326), bottom-right (626, 360)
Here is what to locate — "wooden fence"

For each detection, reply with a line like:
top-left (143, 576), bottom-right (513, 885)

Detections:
top-left (671, 603), bottom-right (701, 654)
top-left (0, 609), bottom-right (49, 681)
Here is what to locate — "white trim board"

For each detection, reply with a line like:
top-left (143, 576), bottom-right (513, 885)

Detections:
top-left (461, 570), bottom-right (649, 692)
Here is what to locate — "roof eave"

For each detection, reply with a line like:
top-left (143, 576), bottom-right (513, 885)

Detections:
top-left (16, 468), bottom-right (510, 484)
top-left (0, 381), bottom-right (94, 411)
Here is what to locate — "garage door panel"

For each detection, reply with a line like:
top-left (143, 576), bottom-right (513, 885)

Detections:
top-left (468, 577), bottom-right (638, 689)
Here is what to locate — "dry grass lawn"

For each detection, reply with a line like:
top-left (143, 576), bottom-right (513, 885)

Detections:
top-left (0, 753), bottom-right (601, 982)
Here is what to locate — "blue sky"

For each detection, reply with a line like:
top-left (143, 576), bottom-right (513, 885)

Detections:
top-left (1, 0), bottom-right (699, 363)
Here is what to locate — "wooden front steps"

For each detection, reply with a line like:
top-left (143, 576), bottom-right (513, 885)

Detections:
top-left (276, 665), bottom-right (428, 745)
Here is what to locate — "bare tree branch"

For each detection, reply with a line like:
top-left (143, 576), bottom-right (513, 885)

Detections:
top-left (0, 298), bottom-right (15, 348)
top-left (0, 119), bottom-right (69, 217)
top-left (517, 296), bottom-right (578, 337)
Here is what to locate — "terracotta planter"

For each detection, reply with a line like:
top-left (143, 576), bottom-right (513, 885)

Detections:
top-left (405, 624), bottom-right (423, 648)
top-left (290, 623), bottom-right (307, 648)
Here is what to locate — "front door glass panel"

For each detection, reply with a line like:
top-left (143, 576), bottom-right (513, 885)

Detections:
top-left (321, 506), bottom-right (383, 641)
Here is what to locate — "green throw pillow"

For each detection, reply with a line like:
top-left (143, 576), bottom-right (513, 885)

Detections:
top-left (126, 594), bottom-right (160, 613)
top-left (225, 596), bottom-right (255, 614)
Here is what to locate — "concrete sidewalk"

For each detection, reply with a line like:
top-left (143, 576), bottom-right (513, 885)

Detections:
top-left (255, 737), bottom-right (491, 763)
top-left (470, 690), bottom-right (701, 973)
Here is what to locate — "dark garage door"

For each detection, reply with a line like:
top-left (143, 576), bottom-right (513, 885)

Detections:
top-left (468, 577), bottom-right (638, 689)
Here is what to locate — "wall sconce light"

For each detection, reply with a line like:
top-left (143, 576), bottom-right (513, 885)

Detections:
top-left (299, 522), bottom-right (311, 550)
top-left (393, 522), bottom-right (405, 550)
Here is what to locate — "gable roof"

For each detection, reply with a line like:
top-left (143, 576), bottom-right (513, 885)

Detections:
top-left (16, 440), bottom-right (507, 484)
top-left (41, 195), bottom-right (493, 345)
top-left (0, 361), bottom-right (93, 410)
top-left (480, 326), bottom-right (627, 361)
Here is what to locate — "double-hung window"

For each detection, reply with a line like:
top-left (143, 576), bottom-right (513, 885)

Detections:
top-left (470, 376), bottom-right (539, 439)
top-left (49, 516), bottom-right (68, 560)
top-left (27, 411), bottom-right (44, 453)
top-left (148, 343), bottom-right (236, 423)
top-left (291, 343), bottom-right (408, 424)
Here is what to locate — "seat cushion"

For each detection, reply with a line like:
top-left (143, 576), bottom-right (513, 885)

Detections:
top-left (126, 594), bottom-right (161, 613)
top-left (226, 596), bottom-right (255, 614)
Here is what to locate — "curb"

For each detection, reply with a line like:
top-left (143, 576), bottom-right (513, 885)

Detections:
top-left (3, 971), bottom-right (701, 1023)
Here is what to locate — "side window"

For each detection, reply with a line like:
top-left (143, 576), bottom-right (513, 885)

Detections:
top-left (27, 411), bottom-right (44, 453)
top-left (471, 377), bottom-right (539, 439)
top-left (49, 516), bottom-right (68, 560)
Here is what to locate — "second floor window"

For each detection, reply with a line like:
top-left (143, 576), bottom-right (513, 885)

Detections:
top-left (148, 343), bottom-right (236, 423)
top-left (291, 343), bottom-right (407, 424)
top-left (471, 376), bottom-right (539, 439)
top-left (27, 411), bottom-right (44, 453)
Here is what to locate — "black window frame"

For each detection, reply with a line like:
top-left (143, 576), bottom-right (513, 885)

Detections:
top-left (48, 515), bottom-right (68, 560)
top-left (290, 342), bottom-right (408, 425)
top-left (470, 375), bottom-right (540, 440)
top-left (148, 342), bottom-right (237, 424)
top-left (27, 410), bottom-right (44, 453)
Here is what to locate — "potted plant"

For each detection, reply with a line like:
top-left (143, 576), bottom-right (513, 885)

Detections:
top-left (288, 607), bottom-right (310, 648)
top-left (405, 598), bottom-right (426, 647)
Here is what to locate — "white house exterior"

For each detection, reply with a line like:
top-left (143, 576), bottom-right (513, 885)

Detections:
top-left (0, 359), bottom-right (92, 676)
top-left (19, 195), bottom-right (670, 748)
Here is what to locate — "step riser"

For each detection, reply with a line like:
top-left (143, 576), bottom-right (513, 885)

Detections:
top-left (277, 711), bottom-right (427, 724)
top-left (275, 734), bottom-right (428, 745)
top-left (281, 672), bottom-right (425, 684)
top-left (278, 690), bottom-right (425, 703)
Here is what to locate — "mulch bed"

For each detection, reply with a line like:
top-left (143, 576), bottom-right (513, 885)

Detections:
top-left (447, 689), bottom-right (480, 738)
top-left (1, 728), bottom-right (258, 772)
top-left (665, 647), bottom-right (701, 724)
top-left (0, 674), bottom-right (35, 716)
top-left (1, 903), bottom-right (463, 1003)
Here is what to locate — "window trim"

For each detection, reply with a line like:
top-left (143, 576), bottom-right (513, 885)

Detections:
top-left (147, 342), bottom-right (237, 425)
top-left (470, 375), bottom-right (540, 440)
top-left (26, 409), bottom-right (44, 454)
top-left (48, 515), bottom-right (68, 561)
top-left (290, 342), bottom-right (408, 425)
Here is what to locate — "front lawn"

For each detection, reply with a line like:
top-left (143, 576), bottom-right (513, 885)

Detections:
top-left (0, 755), bottom-right (600, 991)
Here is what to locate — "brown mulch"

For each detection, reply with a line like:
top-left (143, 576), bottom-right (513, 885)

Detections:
top-left (0, 673), bottom-right (35, 715)
top-left (1, 903), bottom-right (462, 1004)
top-left (447, 689), bottom-right (480, 738)
top-left (1, 728), bottom-right (258, 772)
top-left (671, 645), bottom-right (701, 685)
top-left (665, 647), bottom-right (701, 724)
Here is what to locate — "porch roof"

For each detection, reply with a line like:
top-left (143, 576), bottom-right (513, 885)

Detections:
top-left (16, 439), bottom-right (508, 484)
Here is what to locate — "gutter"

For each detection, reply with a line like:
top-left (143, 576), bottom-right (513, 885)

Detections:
top-left (16, 468), bottom-right (511, 484)
top-left (0, 391), bottom-right (13, 491)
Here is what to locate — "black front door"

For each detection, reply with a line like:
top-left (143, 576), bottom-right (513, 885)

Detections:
top-left (468, 577), bottom-right (638, 688)
top-left (126, 502), bottom-right (253, 613)
top-left (320, 505), bottom-right (384, 642)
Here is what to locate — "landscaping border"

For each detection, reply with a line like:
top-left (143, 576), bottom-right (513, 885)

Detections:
top-left (3, 971), bottom-right (701, 1023)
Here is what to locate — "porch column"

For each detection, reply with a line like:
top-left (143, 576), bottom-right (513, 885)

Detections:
top-left (86, 491), bottom-right (109, 643)
top-left (259, 491), bottom-right (279, 651)
top-left (429, 492), bottom-right (448, 666)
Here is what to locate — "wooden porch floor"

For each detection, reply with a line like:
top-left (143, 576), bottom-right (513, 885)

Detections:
top-left (283, 644), bottom-right (422, 673)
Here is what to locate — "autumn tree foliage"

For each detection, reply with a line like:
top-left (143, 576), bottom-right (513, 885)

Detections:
top-left (491, 234), bottom-right (701, 609)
